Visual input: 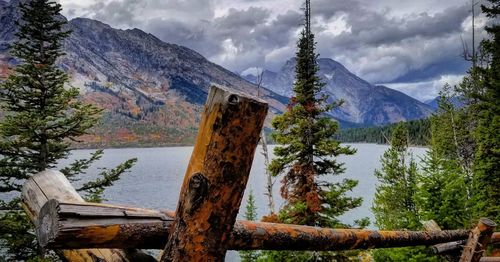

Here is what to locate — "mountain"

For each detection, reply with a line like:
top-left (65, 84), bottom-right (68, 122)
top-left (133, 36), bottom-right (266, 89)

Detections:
top-left (0, 0), bottom-right (287, 146)
top-left (243, 58), bottom-right (434, 125)
top-left (1, 0), bottom-right (433, 146)
top-left (425, 96), bottom-right (465, 110)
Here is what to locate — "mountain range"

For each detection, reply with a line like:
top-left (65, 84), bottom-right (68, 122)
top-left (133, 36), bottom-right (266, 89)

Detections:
top-left (242, 58), bottom-right (434, 125)
top-left (0, 0), bottom-right (434, 146)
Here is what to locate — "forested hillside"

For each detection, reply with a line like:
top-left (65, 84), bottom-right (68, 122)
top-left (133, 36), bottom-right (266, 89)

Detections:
top-left (336, 119), bottom-right (431, 146)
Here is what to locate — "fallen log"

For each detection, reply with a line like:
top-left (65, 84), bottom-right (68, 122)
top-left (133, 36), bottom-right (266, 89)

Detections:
top-left (38, 200), bottom-right (473, 251)
top-left (21, 169), bottom-right (156, 262)
top-left (161, 86), bottom-right (268, 261)
top-left (460, 218), bottom-right (497, 262)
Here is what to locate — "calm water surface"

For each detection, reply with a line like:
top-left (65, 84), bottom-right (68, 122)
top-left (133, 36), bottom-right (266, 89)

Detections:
top-left (55, 144), bottom-right (426, 261)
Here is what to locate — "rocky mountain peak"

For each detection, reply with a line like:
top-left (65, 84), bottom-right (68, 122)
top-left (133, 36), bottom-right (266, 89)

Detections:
top-left (243, 57), bottom-right (434, 125)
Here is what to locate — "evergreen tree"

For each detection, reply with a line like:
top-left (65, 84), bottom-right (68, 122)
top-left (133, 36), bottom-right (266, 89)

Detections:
top-left (240, 190), bottom-right (259, 262)
top-left (0, 1), bottom-right (135, 260)
top-left (469, 0), bottom-right (500, 222)
top-left (372, 123), bottom-right (438, 262)
top-left (372, 124), bottom-right (419, 230)
top-left (267, 0), bottom-right (360, 260)
top-left (415, 90), bottom-right (472, 230)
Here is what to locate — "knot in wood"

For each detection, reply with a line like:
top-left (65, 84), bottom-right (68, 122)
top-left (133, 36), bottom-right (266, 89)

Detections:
top-left (187, 173), bottom-right (209, 214)
top-left (226, 94), bottom-right (239, 106)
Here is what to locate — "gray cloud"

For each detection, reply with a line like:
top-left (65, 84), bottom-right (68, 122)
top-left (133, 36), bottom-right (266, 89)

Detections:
top-left (59, 0), bottom-right (489, 100)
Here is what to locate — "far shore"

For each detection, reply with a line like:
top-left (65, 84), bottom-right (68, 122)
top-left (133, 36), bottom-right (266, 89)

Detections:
top-left (70, 142), bottom-right (429, 151)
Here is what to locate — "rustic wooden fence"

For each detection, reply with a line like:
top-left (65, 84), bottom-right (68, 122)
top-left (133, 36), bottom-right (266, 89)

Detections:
top-left (21, 86), bottom-right (498, 262)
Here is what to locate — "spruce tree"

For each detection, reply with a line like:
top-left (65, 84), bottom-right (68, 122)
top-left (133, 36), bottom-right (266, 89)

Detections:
top-left (0, 1), bottom-right (135, 260)
top-left (239, 190), bottom-right (259, 262)
top-left (267, 1), bottom-right (360, 260)
top-left (269, 0), bottom-right (358, 229)
top-left (372, 123), bottom-right (438, 262)
top-left (469, 0), bottom-right (500, 222)
top-left (0, 0), bottom-right (100, 191)
top-left (415, 90), bottom-right (472, 230)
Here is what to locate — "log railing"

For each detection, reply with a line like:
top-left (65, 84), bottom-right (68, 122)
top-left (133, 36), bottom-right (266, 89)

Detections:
top-left (21, 170), bottom-right (157, 262)
top-left (20, 86), bottom-right (498, 262)
top-left (36, 198), bottom-right (472, 250)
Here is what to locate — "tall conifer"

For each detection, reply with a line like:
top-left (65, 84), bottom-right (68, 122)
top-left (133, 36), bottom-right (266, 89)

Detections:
top-left (269, 0), bottom-right (359, 230)
top-left (0, 1), bottom-right (135, 259)
top-left (0, 0), bottom-right (100, 191)
top-left (470, 0), bottom-right (500, 222)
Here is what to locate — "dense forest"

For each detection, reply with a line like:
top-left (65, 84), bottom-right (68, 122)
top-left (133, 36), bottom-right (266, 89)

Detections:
top-left (336, 118), bottom-right (431, 146)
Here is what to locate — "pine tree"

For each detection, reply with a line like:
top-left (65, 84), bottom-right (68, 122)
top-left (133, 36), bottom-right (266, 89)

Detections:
top-left (372, 123), bottom-right (438, 262)
top-left (270, 0), bottom-right (359, 228)
top-left (0, 0), bottom-right (100, 192)
top-left (0, 1), bottom-right (135, 260)
top-left (239, 190), bottom-right (259, 262)
top-left (266, 0), bottom-right (360, 260)
top-left (469, 0), bottom-right (500, 222)
top-left (372, 124), bottom-right (419, 231)
top-left (414, 90), bottom-right (473, 230)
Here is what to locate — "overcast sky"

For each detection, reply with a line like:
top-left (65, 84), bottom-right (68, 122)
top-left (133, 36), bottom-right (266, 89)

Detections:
top-left (58, 0), bottom-right (491, 101)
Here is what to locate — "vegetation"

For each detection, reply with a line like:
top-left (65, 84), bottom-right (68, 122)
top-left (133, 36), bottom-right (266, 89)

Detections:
top-left (336, 119), bottom-right (431, 146)
top-left (239, 190), bottom-right (260, 262)
top-left (372, 123), bottom-right (439, 261)
top-left (469, 0), bottom-right (500, 223)
top-left (371, 1), bottom-right (499, 260)
top-left (0, 1), bottom-right (135, 260)
top-left (264, 0), bottom-right (363, 260)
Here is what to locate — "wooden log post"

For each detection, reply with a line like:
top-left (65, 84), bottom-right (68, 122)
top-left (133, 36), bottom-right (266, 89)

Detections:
top-left (38, 200), bottom-right (473, 251)
top-left (160, 86), bottom-right (268, 261)
top-left (21, 170), bottom-right (156, 262)
top-left (460, 218), bottom-right (497, 262)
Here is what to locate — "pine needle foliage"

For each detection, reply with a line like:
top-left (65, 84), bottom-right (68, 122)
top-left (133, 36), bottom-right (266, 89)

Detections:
top-left (0, 1), bottom-right (136, 260)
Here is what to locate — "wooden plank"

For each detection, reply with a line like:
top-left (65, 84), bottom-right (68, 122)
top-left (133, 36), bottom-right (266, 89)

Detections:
top-left (160, 86), bottom-right (268, 261)
top-left (460, 218), bottom-right (497, 262)
top-left (39, 200), bottom-right (473, 251)
top-left (21, 170), bottom-right (156, 262)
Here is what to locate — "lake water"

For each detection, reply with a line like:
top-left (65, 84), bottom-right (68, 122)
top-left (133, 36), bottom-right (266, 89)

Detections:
top-left (36, 144), bottom-right (428, 261)
top-left (59, 144), bottom-right (427, 223)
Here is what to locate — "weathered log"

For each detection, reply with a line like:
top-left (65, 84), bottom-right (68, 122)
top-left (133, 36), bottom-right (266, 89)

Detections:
top-left (432, 233), bottom-right (499, 254)
top-left (161, 86), bottom-right (268, 261)
top-left (432, 240), bottom-right (467, 254)
top-left (21, 169), bottom-right (156, 262)
top-left (460, 218), bottom-right (497, 262)
top-left (39, 200), bottom-right (473, 251)
top-left (37, 199), bottom-right (172, 250)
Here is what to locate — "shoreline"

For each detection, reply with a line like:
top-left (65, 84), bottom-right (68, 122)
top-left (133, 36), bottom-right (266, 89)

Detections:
top-left (70, 142), bottom-right (429, 151)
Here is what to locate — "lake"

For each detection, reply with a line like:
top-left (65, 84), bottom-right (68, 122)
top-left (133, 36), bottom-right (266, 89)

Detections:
top-left (53, 144), bottom-right (427, 261)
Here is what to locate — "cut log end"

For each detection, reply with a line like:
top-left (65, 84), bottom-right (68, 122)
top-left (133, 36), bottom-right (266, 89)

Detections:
top-left (479, 218), bottom-right (497, 229)
top-left (37, 199), bottom-right (61, 250)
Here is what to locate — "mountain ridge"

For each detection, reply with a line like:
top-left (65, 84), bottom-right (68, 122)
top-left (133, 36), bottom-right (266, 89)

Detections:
top-left (1, 0), bottom-right (432, 146)
top-left (243, 58), bottom-right (434, 125)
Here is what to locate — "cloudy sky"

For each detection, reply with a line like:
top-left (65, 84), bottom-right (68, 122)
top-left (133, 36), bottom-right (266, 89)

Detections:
top-left (58, 0), bottom-right (490, 101)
